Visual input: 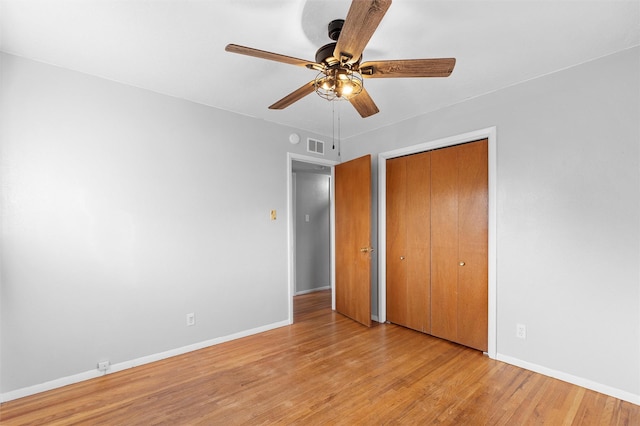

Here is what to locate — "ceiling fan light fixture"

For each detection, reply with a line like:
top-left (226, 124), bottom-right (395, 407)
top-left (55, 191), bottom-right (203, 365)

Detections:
top-left (314, 68), bottom-right (363, 101)
top-left (321, 77), bottom-right (334, 91)
top-left (340, 83), bottom-right (354, 96)
top-left (227, 0), bottom-right (455, 118)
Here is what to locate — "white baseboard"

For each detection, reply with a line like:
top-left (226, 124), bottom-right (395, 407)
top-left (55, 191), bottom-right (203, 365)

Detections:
top-left (0, 319), bottom-right (290, 403)
top-left (295, 285), bottom-right (330, 296)
top-left (496, 353), bottom-right (640, 405)
top-left (7, 326), bottom-right (636, 406)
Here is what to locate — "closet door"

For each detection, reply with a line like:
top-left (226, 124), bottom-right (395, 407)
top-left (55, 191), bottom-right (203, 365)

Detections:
top-left (386, 157), bottom-right (408, 326)
top-left (386, 152), bottom-right (431, 332)
top-left (456, 141), bottom-right (488, 351)
top-left (431, 139), bottom-right (488, 351)
top-left (405, 152), bottom-right (431, 332)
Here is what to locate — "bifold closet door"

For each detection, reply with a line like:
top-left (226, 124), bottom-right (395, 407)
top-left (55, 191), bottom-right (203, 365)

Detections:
top-left (386, 152), bottom-right (431, 332)
top-left (386, 157), bottom-right (408, 326)
top-left (431, 139), bottom-right (488, 352)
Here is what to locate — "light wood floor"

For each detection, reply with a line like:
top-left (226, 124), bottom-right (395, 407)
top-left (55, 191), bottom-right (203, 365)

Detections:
top-left (1, 290), bottom-right (638, 425)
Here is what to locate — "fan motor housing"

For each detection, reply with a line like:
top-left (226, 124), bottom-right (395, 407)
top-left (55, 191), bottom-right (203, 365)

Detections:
top-left (328, 19), bottom-right (344, 41)
top-left (317, 19), bottom-right (362, 67)
top-left (315, 42), bottom-right (339, 66)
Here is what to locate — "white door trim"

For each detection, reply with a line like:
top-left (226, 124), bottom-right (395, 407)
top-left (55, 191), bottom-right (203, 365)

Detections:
top-left (377, 127), bottom-right (497, 358)
top-left (287, 153), bottom-right (338, 324)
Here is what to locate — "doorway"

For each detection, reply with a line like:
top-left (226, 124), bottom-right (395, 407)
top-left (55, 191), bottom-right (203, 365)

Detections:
top-left (287, 154), bottom-right (338, 324)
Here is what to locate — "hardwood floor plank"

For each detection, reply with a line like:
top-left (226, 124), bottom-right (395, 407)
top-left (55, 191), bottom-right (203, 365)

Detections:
top-left (1, 290), bottom-right (638, 425)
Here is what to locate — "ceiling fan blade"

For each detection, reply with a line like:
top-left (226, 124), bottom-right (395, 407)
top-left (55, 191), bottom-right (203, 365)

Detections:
top-left (360, 58), bottom-right (456, 78)
top-left (334, 0), bottom-right (392, 65)
top-left (225, 44), bottom-right (320, 69)
top-left (269, 81), bottom-right (317, 110)
top-left (349, 87), bottom-right (379, 118)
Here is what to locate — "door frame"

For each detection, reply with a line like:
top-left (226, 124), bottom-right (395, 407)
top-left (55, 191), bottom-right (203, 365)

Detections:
top-left (377, 127), bottom-right (497, 358)
top-left (287, 153), bottom-right (338, 324)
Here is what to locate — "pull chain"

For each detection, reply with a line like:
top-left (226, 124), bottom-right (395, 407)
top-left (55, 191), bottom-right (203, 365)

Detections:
top-left (331, 101), bottom-right (341, 159)
top-left (337, 102), bottom-right (341, 158)
top-left (332, 101), bottom-right (335, 150)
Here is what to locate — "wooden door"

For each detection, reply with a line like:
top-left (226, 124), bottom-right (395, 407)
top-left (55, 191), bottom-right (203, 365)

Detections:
top-left (430, 147), bottom-right (459, 342)
top-left (405, 152), bottom-right (432, 332)
top-left (456, 141), bottom-right (488, 351)
top-left (335, 155), bottom-right (372, 327)
top-left (385, 156), bottom-right (408, 326)
top-left (386, 152), bottom-right (431, 332)
top-left (431, 139), bottom-right (488, 351)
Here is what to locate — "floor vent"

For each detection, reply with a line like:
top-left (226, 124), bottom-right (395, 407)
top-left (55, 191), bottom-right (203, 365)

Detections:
top-left (307, 138), bottom-right (325, 155)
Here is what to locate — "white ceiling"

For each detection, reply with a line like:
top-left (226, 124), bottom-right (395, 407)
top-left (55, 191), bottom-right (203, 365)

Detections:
top-left (1, 0), bottom-right (638, 139)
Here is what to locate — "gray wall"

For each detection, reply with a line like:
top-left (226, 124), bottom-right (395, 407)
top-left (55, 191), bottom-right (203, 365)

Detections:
top-left (2, 46), bottom-right (638, 402)
top-left (342, 47), bottom-right (640, 398)
top-left (294, 172), bottom-right (331, 294)
top-left (0, 53), bottom-right (338, 395)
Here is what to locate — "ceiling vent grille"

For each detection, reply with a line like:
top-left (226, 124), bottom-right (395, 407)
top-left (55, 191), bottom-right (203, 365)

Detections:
top-left (307, 138), bottom-right (325, 155)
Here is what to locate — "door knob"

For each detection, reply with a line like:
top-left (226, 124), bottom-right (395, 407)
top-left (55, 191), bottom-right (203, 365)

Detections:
top-left (360, 247), bottom-right (374, 253)
top-left (400, 256), bottom-right (405, 260)
top-left (459, 261), bottom-right (465, 266)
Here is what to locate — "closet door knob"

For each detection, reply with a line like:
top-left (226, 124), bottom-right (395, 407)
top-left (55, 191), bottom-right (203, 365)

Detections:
top-left (400, 256), bottom-right (405, 260)
top-left (459, 261), bottom-right (465, 266)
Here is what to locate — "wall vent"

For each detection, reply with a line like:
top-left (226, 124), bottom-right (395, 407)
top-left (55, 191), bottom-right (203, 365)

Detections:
top-left (307, 138), bottom-right (325, 155)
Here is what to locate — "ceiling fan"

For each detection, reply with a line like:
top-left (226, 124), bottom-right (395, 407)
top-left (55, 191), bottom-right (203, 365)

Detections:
top-left (225, 0), bottom-right (455, 118)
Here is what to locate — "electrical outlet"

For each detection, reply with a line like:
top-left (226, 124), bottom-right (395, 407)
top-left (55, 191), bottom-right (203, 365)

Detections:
top-left (186, 312), bottom-right (196, 326)
top-left (516, 323), bottom-right (526, 340)
top-left (97, 361), bottom-right (110, 372)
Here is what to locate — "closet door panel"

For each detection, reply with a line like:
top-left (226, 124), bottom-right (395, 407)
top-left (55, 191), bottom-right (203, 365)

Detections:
top-left (405, 152), bottom-right (431, 332)
top-left (385, 157), bottom-right (408, 325)
top-left (430, 147), bottom-right (459, 342)
top-left (386, 140), bottom-right (488, 350)
top-left (457, 140), bottom-right (488, 351)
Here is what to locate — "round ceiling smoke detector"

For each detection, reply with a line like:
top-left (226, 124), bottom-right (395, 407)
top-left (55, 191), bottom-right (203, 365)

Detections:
top-left (289, 133), bottom-right (301, 144)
